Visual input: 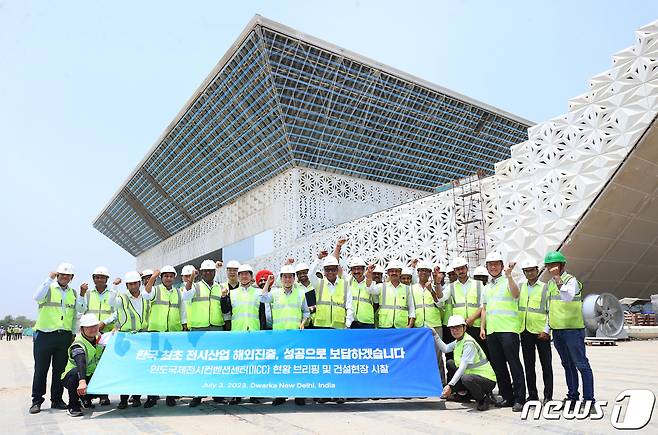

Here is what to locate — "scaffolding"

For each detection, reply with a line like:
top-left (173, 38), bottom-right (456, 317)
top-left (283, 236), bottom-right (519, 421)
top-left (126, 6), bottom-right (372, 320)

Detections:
top-left (451, 169), bottom-right (487, 268)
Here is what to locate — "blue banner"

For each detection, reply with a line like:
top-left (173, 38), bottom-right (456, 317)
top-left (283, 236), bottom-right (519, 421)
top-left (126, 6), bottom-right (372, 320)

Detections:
top-left (88, 329), bottom-right (442, 398)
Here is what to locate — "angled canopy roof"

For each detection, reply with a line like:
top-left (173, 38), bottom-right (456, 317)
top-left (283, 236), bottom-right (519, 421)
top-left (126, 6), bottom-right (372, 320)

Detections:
top-left (94, 15), bottom-right (531, 256)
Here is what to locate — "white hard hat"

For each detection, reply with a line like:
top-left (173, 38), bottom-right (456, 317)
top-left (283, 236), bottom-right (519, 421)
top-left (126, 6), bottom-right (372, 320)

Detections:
top-left (294, 262), bottom-right (309, 273)
top-left (348, 257), bottom-right (367, 268)
top-left (386, 260), bottom-right (404, 271)
top-left (520, 257), bottom-right (539, 270)
top-left (56, 263), bottom-right (74, 275)
top-left (181, 265), bottom-right (197, 276)
top-left (92, 266), bottom-right (109, 277)
top-left (323, 256), bottom-right (339, 267)
top-left (237, 264), bottom-right (253, 274)
top-left (160, 265), bottom-right (177, 276)
top-left (416, 261), bottom-right (433, 271)
top-left (401, 267), bottom-right (414, 276)
top-left (485, 251), bottom-right (505, 263)
top-left (445, 265), bottom-right (454, 274)
top-left (79, 313), bottom-right (100, 327)
top-left (141, 269), bottom-right (154, 277)
top-left (447, 315), bottom-right (467, 328)
top-left (226, 260), bottom-right (241, 269)
top-left (280, 265), bottom-right (295, 275)
top-left (473, 266), bottom-right (488, 276)
top-left (373, 264), bottom-right (385, 274)
top-left (451, 257), bottom-right (468, 269)
top-left (200, 259), bottom-right (215, 270)
top-left (124, 271), bottom-right (141, 283)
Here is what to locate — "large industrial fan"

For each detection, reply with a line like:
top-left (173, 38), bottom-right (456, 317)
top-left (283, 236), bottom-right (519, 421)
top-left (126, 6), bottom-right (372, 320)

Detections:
top-left (582, 293), bottom-right (628, 343)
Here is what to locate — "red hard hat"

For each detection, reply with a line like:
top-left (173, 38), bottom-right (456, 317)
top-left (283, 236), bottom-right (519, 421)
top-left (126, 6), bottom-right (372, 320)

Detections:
top-left (255, 269), bottom-right (273, 283)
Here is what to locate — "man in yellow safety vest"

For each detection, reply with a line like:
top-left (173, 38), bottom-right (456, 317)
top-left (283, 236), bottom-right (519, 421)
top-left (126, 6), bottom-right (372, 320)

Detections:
top-left (545, 250), bottom-right (594, 411)
top-left (480, 251), bottom-right (525, 412)
top-left (518, 257), bottom-right (552, 404)
top-left (433, 315), bottom-right (497, 411)
top-left (30, 263), bottom-right (86, 415)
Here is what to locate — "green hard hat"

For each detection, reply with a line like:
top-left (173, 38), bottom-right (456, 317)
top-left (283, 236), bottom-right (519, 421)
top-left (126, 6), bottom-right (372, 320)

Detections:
top-left (544, 251), bottom-right (567, 264)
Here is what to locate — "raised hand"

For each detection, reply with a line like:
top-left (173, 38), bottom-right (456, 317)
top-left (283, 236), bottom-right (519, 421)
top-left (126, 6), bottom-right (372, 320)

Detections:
top-left (549, 266), bottom-right (561, 279)
top-left (433, 265), bottom-right (444, 283)
top-left (284, 258), bottom-right (295, 266)
top-left (113, 277), bottom-right (122, 286)
top-left (80, 282), bottom-right (89, 297)
top-left (215, 261), bottom-right (223, 269)
top-left (505, 262), bottom-right (516, 277)
top-left (318, 250), bottom-right (328, 260)
top-left (409, 258), bottom-right (419, 268)
top-left (49, 271), bottom-right (57, 280)
top-left (337, 237), bottom-right (347, 247)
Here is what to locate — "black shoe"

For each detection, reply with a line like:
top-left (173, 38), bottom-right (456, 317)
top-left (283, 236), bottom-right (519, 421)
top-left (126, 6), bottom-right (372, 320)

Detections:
top-left (143, 398), bottom-right (157, 408)
top-left (132, 397), bottom-right (142, 408)
top-left (228, 397), bottom-right (242, 405)
top-left (189, 397), bottom-right (202, 407)
top-left (526, 395), bottom-right (539, 402)
top-left (447, 393), bottom-right (471, 403)
top-left (99, 396), bottom-right (111, 406)
top-left (117, 400), bottom-right (128, 410)
top-left (51, 399), bottom-right (68, 410)
top-left (496, 399), bottom-right (514, 408)
top-left (248, 397), bottom-right (261, 404)
top-left (28, 403), bottom-right (41, 414)
top-left (82, 399), bottom-right (95, 409)
top-left (316, 398), bottom-right (330, 403)
top-left (212, 397), bottom-right (227, 404)
top-left (67, 408), bottom-right (83, 417)
top-left (272, 398), bottom-right (286, 406)
top-left (335, 398), bottom-right (346, 404)
top-left (477, 395), bottom-right (491, 411)
top-left (166, 397), bottom-right (176, 407)
top-left (294, 398), bottom-right (306, 406)
top-left (512, 402), bottom-right (524, 412)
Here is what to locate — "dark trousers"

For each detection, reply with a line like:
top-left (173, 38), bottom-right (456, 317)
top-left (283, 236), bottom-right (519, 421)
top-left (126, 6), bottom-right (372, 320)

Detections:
top-left (62, 369), bottom-right (91, 410)
top-left (521, 330), bottom-right (553, 400)
top-left (350, 321), bottom-right (375, 329)
top-left (552, 328), bottom-right (594, 401)
top-left (32, 330), bottom-right (72, 404)
top-left (446, 360), bottom-right (496, 401)
top-left (486, 332), bottom-right (526, 403)
top-left (445, 327), bottom-right (486, 381)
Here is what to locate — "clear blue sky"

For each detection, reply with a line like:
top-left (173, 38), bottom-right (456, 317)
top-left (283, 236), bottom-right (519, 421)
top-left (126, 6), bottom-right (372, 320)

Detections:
top-left (1, 0), bottom-right (657, 318)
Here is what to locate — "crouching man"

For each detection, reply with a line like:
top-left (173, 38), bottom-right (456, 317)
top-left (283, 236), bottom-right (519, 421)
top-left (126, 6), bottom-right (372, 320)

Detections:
top-left (61, 313), bottom-right (104, 417)
top-left (433, 315), bottom-right (497, 411)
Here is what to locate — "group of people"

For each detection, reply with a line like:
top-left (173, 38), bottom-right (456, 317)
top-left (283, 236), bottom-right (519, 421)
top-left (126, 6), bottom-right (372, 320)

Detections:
top-left (0, 325), bottom-right (23, 340)
top-left (30, 238), bottom-right (595, 418)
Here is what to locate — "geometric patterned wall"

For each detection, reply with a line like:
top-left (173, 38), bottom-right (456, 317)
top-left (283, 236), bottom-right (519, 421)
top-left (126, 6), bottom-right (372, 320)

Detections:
top-left (247, 19), bottom-right (658, 275)
top-left (248, 176), bottom-right (499, 271)
top-left (490, 19), bottom-right (658, 266)
top-left (136, 167), bottom-right (427, 270)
